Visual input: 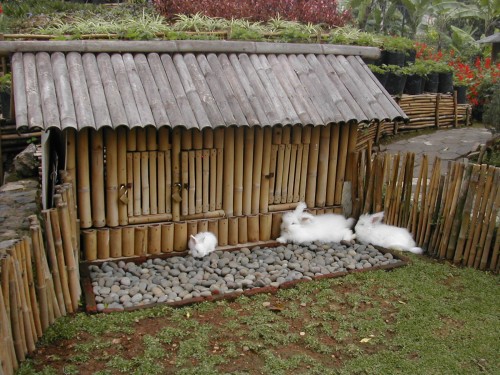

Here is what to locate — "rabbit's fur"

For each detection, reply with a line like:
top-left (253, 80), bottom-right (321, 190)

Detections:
top-left (354, 212), bottom-right (423, 254)
top-left (188, 232), bottom-right (218, 258)
top-left (277, 202), bottom-right (356, 244)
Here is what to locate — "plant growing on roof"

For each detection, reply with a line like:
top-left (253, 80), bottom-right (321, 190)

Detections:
top-left (0, 73), bottom-right (11, 92)
top-left (383, 35), bottom-right (415, 54)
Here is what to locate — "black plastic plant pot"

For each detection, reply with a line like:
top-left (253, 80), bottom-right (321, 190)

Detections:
top-left (424, 73), bottom-right (439, 93)
top-left (385, 73), bottom-right (407, 95)
top-left (383, 50), bottom-right (405, 67)
top-left (403, 74), bottom-right (424, 95)
top-left (373, 72), bottom-right (388, 86)
top-left (438, 72), bottom-right (454, 94)
top-left (405, 50), bottom-right (417, 65)
top-left (454, 85), bottom-right (467, 104)
top-left (0, 91), bottom-right (10, 120)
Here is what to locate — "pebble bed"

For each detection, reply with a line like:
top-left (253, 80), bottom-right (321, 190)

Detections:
top-left (89, 242), bottom-right (402, 311)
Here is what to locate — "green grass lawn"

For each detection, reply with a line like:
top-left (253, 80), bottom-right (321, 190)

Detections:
top-left (17, 255), bottom-right (499, 375)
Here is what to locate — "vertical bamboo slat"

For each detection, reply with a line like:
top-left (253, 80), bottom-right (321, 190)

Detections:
top-left (259, 213), bottom-right (272, 241)
top-left (133, 152), bottom-right (141, 216)
top-left (274, 144), bottom-right (285, 204)
top-left (134, 226), bottom-right (148, 256)
top-left (161, 223), bottom-right (174, 253)
top-left (228, 217), bottom-right (239, 245)
top-left (218, 218), bottom-right (228, 246)
top-left (188, 151), bottom-right (196, 215)
top-left (109, 227), bottom-right (122, 258)
top-left (141, 152), bottom-right (150, 215)
top-left (210, 149), bottom-right (217, 211)
top-left (117, 127), bottom-right (128, 225)
top-left (334, 125), bottom-right (350, 206)
top-left (173, 222), bottom-right (187, 252)
top-left (316, 125), bottom-right (330, 207)
top-left (149, 151), bottom-right (158, 215)
top-left (181, 151), bottom-right (189, 216)
top-left (122, 226), bottom-right (135, 257)
top-left (195, 150), bottom-right (203, 213)
top-left (243, 127), bottom-right (254, 215)
top-left (137, 128), bottom-right (147, 151)
top-left (172, 127), bottom-right (182, 221)
top-left (271, 212), bottom-right (283, 239)
top-left (293, 144), bottom-right (303, 202)
top-left (223, 127), bottom-right (235, 217)
top-left (76, 129), bottom-right (92, 228)
top-left (234, 127), bottom-right (244, 216)
top-left (82, 230), bottom-right (97, 261)
top-left (268, 144), bottom-right (278, 204)
top-left (202, 149), bottom-right (210, 212)
top-left (96, 229), bottom-right (110, 260)
top-left (252, 127), bottom-right (263, 214)
top-left (148, 224), bottom-right (161, 255)
top-left (90, 130), bottom-right (105, 227)
top-left (126, 153), bottom-right (134, 217)
top-left (157, 151), bottom-right (166, 214)
top-left (105, 128), bottom-right (119, 227)
top-left (260, 127), bottom-right (272, 213)
top-left (165, 150), bottom-right (172, 214)
top-left (247, 215), bottom-right (260, 243)
top-left (65, 128), bottom-right (77, 204)
top-left (238, 216), bottom-right (248, 243)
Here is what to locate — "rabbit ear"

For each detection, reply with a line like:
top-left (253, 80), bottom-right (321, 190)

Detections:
top-left (371, 212), bottom-right (384, 224)
top-left (294, 202), bottom-right (307, 215)
top-left (190, 234), bottom-right (198, 243)
top-left (300, 214), bottom-right (313, 224)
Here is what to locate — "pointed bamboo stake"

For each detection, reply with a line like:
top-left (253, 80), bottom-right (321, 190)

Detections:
top-left (42, 211), bottom-right (66, 315)
top-left (105, 128), bottom-right (119, 227)
top-left (421, 158), bottom-right (441, 249)
top-left (0, 283), bottom-right (16, 374)
top-left (415, 155), bottom-right (429, 244)
top-left (49, 210), bottom-right (72, 314)
top-left (17, 240), bottom-right (39, 344)
top-left (76, 128), bottom-right (92, 228)
top-left (478, 175), bottom-right (500, 270)
top-left (121, 226), bottom-right (135, 257)
top-left (161, 223), bottom-right (174, 253)
top-left (8, 258), bottom-right (25, 363)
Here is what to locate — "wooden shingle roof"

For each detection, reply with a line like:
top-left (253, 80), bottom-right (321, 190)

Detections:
top-left (3, 40), bottom-right (408, 131)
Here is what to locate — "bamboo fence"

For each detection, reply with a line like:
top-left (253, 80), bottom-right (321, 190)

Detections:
top-left (356, 93), bottom-right (472, 151)
top-left (352, 151), bottom-right (499, 272)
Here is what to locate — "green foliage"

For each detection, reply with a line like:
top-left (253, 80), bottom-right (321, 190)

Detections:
top-left (482, 83), bottom-right (500, 134)
top-left (329, 26), bottom-right (384, 47)
top-left (0, 73), bottom-right (12, 92)
top-left (383, 35), bottom-right (416, 53)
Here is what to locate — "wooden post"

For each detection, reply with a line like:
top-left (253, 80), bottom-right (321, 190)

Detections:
top-left (76, 129), bottom-right (92, 228)
top-left (122, 226), bottom-right (135, 257)
top-left (105, 128), bottom-right (119, 227)
top-left (90, 129), bottom-right (106, 227)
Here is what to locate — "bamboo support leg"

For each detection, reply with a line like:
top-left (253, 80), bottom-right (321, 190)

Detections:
top-left (109, 227), bottom-right (123, 258)
top-left (122, 226), bottom-right (135, 257)
top-left (161, 223), bottom-right (174, 253)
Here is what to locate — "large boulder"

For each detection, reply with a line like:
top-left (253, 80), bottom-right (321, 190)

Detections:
top-left (13, 143), bottom-right (39, 178)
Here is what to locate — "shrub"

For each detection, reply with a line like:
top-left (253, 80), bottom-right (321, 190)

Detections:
top-left (482, 83), bottom-right (500, 134)
top-left (153, 0), bottom-right (351, 28)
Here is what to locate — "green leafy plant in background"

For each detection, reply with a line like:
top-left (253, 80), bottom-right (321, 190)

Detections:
top-left (383, 35), bottom-right (416, 54)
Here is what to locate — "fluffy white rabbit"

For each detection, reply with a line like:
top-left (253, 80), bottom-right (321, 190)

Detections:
top-left (354, 212), bottom-right (423, 254)
top-left (277, 202), bottom-right (356, 244)
top-left (188, 232), bottom-right (218, 258)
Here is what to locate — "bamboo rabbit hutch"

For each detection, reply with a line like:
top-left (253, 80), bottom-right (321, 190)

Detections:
top-left (2, 40), bottom-right (408, 261)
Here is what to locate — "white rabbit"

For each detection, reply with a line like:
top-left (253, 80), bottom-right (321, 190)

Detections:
top-left (277, 202), bottom-right (356, 244)
top-left (354, 212), bottom-right (423, 254)
top-left (188, 232), bottom-right (218, 258)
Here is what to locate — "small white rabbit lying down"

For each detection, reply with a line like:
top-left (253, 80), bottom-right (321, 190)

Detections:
top-left (188, 232), bottom-right (218, 258)
top-left (354, 212), bottom-right (424, 254)
top-left (277, 202), bottom-right (356, 244)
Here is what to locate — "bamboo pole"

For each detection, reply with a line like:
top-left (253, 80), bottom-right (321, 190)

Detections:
top-left (216, 148), bottom-right (224, 210)
top-left (146, 126), bottom-right (157, 151)
top-left (208, 219), bottom-right (219, 240)
top-left (161, 223), bottom-right (174, 253)
top-left (109, 227), bottom-right (122, 258)
top-left (0, 283), bottom-right (16, 374)
top-left (477, 174), bottom-right (499, 269)
top-left (17, 241), bottom-right (38, 347)
top-left (149, 151), bottom-right (158, 215)
top-left (415, 155), bottom-right (429, 244)
top-left (203, 149), bottom-right (210, 212)
top-left (334, 125), bottom-right (350, 206)
top-left (259, 213), bottom-right (272, 241)
top-left (172, 127), bottom-right (182, 221)
top-left (81, 230), bottom-right (97, 261)
top-left (218, 218), bottom-right (228, 246)
top-left (30, 226), bottom-right (48, 332)
top-left (197, 220), bottom-right (208, 233)
top-left (223, 127), bottom-right (235, 217)
top-left (268, 144), bottom-right (278, 204)
top-left (287, 144), bottom-right (297, 203)
top-left (489, 229), bottom-right (500, 272)
top-left (165, 150), bottom-right (172, 214)
top-left (234, 127), bottom-right (244, 216)
top-left (299, 144), bottom-right (310, 203)
top-left (158, 127), bottom-right (170, 151)
top-left (96, 229), bottom-right (110, 260)
top-left (158, 151), bottom-right (166, 214)
top-left (181, 151), bottom-right (189, 216)
top-left (134, 226), bottom-right (148, 256)
top-left (247, 215), bottom-right (260, 243)
top-left (173, 222), bottom-right (187, 252)
top-left (260, 127), bottom-right (272, 213)
top-left (293, 144), bottom-right (303, 202)
top-left (252, 127), bottom-right (263, 213)
top-left (180, 210), bottom-right (225, 220)
top-left (141, 152), bottom-right (150, 215)
top-left (49, 210), bottom-right (72, 314)
top-left (243, 127), bottom-right (254, 215)
top-left (268, 202), bottom-right (300, 212)
top-left (148, 224), bottom-right (161, 255)
top-left (238, 216), bottom-right (248, 243)
top-left (104, 128), bottom-right (119, 227)
top-left (193, 129), bottom-right (203, 149)
top-left (121, 226), bottom-right (135, 257)
top-left (182, 128), bottom-right (192, 150)
top-left (281, 144), bottom-right (292, 203)
top-left (274, 144), bottom-right (285, 204)
top-left (228, 217), bottom-right (239, 245)
top-left (316, 125), bottom-right (330, 207)
top-left (127, 128), bottom-right (137, 151)
top-left (203, 128), bottom-right (213, 149)
top-left (187, 220), bottom-right (198, 240)
top-left (210, 149), bottom-right (217, 212)
top-left (126, 152), bottom-right (134, 217)
top-left (65, 128), bottom-right (77, 203)
top-left (137, 128), bottom-right (147, 151)
top-left (188, 151), bottom-right (196, 215)
top-left (76, 128), bottom-right (92, 228)
top-left (271, 212), bottom-right (283, 239)
top-left (90, 129), bottom-right (106, 227)
top-left (422, 160), bottom-right (443, 250)
top-left (195, 150), bottom-right (203, 213)
top-left (127, 213), bottom-right (173, 224)
top-left (8, 259), bottom-right (25, 363)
